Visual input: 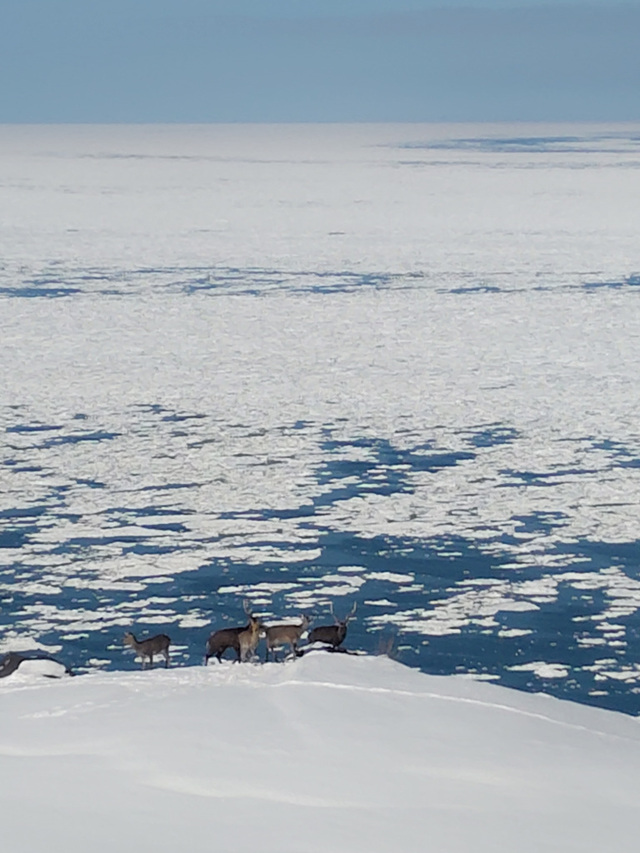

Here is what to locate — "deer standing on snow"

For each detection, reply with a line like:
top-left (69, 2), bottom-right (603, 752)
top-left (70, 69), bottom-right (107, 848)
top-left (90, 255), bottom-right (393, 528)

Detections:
top-left (264, 614), bottom-right (310, 662)
top-left (123, 632), bottom-right (171, 669)
top-left (204, 600), bottom-right (262, 664)
top-left (308, 602), bottom-right (357, 650)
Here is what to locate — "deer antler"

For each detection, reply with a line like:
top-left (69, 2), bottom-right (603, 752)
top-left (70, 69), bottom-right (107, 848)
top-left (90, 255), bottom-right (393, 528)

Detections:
top-left (329, 601), bottom-right (338, 624)
top-left (346, 602), bottom-right (357, 621)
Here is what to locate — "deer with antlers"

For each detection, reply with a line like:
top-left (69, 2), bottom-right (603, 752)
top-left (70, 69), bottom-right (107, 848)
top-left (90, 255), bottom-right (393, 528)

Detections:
top-left (204, 600), bottom-right (261, 664)
top-left (308, 602), bottom-right (357, 650)
top-left (264, 614), bottom-right (310, 662)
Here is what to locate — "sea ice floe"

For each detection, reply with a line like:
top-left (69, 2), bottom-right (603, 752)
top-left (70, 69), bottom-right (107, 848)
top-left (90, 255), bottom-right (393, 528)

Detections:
top-left (507, 662), bottom-right (570, 679)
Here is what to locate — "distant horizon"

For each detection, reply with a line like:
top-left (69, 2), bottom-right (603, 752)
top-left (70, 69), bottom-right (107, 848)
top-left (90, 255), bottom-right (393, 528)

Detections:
top-left (3, 118), bottom-right (640, 127)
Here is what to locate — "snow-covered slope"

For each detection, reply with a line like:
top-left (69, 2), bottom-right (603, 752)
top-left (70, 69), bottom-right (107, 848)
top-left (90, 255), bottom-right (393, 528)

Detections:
top-left (1, 654), bottom-right (639, 852)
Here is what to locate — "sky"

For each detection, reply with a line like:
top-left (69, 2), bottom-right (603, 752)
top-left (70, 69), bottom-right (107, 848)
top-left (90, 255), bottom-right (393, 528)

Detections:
top-left (0, 0), bottom-right (639, 122)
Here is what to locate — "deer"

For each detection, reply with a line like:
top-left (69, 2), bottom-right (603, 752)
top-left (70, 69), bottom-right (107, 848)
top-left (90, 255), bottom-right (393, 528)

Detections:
top-left (238, 615), bottom-right (262, 663)
top-left (264, 614), bottom-right (310, 662)
top-left (204, 600), bottom-right (262, 664)
top-left (308, 602), bottom-right (357, 650)
top-left (123, 631), bottom-right (171, 669)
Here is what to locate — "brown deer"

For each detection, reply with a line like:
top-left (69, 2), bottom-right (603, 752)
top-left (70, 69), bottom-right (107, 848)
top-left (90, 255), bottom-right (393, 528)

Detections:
top-left (204, 600), bottom-right (261, 664)
top-left (238, 615), bottom-right (262, 663)
top-left (264, 614), bottom-right (310, 662)
top-left (308, 602), bottom-right (357, 650)
top-left (123, 632), bottom-right (171, 669)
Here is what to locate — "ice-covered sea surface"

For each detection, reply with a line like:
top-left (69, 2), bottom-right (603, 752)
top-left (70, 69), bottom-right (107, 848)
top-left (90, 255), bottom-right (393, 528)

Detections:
top-left (1, 122), bottom-right (640, 712)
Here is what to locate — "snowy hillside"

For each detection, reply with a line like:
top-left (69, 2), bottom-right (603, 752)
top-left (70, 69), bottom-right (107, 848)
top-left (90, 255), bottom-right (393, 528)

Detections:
top-left (2, 653), bottom-right (639, 852)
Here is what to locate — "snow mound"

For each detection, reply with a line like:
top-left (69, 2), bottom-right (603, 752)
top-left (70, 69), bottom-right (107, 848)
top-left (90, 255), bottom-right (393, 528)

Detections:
top-left (0, 652), bottom-right (72, 680)
top-left (1, 653), bottom-right (639, 852)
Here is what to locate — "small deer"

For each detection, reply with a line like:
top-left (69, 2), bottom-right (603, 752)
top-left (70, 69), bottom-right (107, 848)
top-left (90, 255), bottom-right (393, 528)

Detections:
top-left (123, 632), bottom-right (171, 669)
top-left (264, 614), bottom-right (310, 662)
top-left (204, 600), bottom-right (261, 664)
top-left (308, 602), bottom-right (357, 650)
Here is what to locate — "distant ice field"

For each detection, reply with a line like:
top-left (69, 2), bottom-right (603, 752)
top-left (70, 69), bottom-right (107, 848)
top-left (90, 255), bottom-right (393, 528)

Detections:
top-left (2, 122), bottom-right (640, 712)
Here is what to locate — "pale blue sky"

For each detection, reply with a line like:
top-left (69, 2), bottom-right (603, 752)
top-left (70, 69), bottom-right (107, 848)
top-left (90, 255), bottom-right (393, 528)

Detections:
top-left (1, 0), bottom-right (638, 122)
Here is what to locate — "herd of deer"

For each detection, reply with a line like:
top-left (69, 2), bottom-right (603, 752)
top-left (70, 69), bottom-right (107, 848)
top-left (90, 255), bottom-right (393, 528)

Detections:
top-left (123, 601), bottom-right (358, 670)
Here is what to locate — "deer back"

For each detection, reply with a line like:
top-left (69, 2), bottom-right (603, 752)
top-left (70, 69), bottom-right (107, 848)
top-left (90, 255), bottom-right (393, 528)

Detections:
top-left (265, 615), bottom-right (309, 648)
top-left (206, 625), bottom-right (244, 655)
top-left (308, 624), bottom-right (342, 647)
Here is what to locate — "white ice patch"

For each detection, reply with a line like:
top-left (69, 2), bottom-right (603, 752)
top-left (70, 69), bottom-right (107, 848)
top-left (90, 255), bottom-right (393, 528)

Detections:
top-left (508, 662), bottom-right (570, 679)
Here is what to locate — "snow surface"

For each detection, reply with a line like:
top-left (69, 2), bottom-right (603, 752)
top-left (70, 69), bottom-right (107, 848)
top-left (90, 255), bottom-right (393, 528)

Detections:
top-left (1, 653), bottom-right (640, 852)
